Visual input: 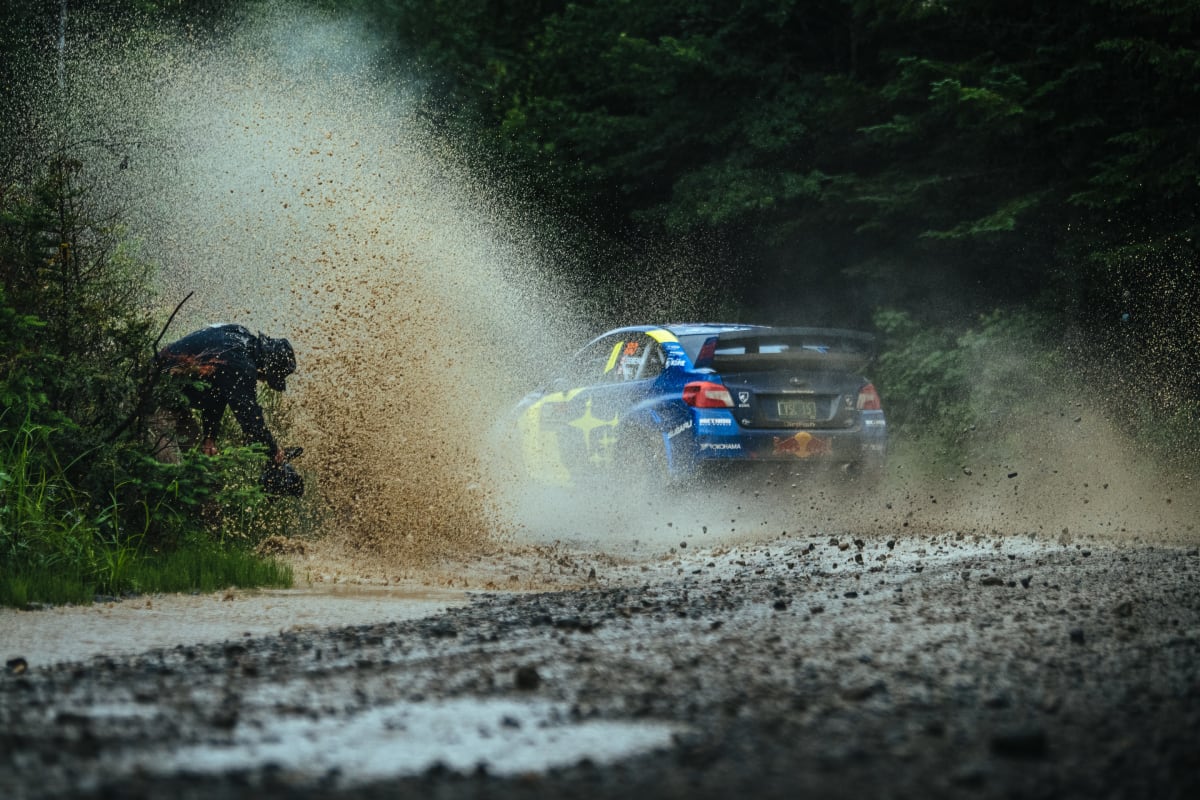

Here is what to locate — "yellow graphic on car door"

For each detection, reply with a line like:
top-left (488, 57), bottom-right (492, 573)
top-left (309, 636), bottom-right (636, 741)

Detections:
top-left (518, 389), bottom-right (579, 486)
top-left (569, 398), bottom-right (620, 466)
top-left (519, 389), bottom-right (619, 486)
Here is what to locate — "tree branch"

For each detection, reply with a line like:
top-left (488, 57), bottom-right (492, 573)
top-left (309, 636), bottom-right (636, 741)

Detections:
top-left (106, 291), bottom-right (193, 444)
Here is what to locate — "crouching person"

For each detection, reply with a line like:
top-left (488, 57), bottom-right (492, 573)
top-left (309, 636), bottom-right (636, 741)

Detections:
top-left (151, 323), bottom-right (303, 497)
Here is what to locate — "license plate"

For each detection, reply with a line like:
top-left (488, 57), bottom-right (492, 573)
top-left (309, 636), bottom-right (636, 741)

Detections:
top-left (776, 398), bottom-right (817, 419)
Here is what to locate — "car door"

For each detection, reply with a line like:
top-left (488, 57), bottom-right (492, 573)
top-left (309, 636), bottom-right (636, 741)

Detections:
top-left (518, 332), bottom-right (666, 486)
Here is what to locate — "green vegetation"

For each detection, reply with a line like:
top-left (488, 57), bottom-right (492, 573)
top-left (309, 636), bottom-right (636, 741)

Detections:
top-left (345, 0), bottom-right (1197, 467)
top-left (354, 0), bottom-right (1198, 325)
top-left (0, 158), bottom-right (300, 608)
top-left (872, 308), bottom-right (1066, 465)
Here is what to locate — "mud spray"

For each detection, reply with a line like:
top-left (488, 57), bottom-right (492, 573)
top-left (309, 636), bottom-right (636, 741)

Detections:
top-left (49, 5), bottom-right (586, 579)
top-left (48, 4), bottom-right (1198, 587)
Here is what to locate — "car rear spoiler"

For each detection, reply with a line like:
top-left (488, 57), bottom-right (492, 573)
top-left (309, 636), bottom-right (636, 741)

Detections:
top-left (695, 327), bottom-right (876, 373)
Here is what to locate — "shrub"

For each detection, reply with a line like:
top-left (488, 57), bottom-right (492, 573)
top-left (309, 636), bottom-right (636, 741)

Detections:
top-left (1, 156), bottom-right (301, 606)
top-left (872, 307), bottom-right (1064, 464)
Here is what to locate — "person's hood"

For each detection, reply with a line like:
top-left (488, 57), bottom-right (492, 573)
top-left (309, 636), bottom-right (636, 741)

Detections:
top-left (259, 334), bottom-right (296, 391)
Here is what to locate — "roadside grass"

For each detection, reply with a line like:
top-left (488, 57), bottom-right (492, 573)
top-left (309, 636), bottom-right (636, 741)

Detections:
top-left (0, 569), bottom-right (95, 608)
top-left (1, 414), bottom-right (300, 609)
top-left (0, 544), bottom-right (292, 608)
top-left (130, 541), bottom-right (293, 595)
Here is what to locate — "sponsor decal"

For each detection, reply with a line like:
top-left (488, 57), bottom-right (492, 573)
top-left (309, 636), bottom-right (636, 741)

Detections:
top-left (772, 431), bottom-right (831, 458)
top-left (568, 398), bottom-right (619, 459)
top-left (666, 420), bottom-right (693, 439)
top-left (603, 341), bottom-right (623, 374)
top-left (864, 418), bottom-right (886, 427)
top-left (699, 442), bottom-right (742, 451)
top-left (698, 418), bottom-right (732, 427)
top-left (737, 391), bottom-right (750, 404)
top-left (665, 357), bottom-right (688, 367)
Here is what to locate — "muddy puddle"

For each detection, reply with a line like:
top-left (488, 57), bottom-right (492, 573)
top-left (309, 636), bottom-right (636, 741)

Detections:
top-left (0, 584), bottom-right (466, 668)
top-left (122, 698), bottom-right (684, 783)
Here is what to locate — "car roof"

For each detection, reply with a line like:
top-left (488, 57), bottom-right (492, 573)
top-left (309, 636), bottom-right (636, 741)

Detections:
top-left (592, 323), bottom-right (770, 341)
top-left (607, 324), bottom-right (875, 343)
top-left (661, 323), bottom-right (770, 337)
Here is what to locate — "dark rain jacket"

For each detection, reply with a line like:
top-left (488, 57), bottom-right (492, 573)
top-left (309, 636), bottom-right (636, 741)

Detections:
top-left (157, 324), bottom-right (278, 455)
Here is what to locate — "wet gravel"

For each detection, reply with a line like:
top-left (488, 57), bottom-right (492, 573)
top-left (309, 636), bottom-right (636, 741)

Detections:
top-left (2, 533), bottom-right (1199, 799)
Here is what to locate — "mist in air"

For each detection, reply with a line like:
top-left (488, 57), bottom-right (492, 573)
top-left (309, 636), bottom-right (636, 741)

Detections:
top-left (52, 3), bottom-right (588, 563)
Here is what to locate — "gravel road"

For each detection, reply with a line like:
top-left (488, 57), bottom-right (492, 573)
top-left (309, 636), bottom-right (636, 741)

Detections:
top-left (3, 524), bottom-right (1198, 800)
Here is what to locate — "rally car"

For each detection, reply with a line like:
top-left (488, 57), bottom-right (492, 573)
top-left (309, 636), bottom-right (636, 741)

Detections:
top-left (511, 323), bottom-right (887, 487)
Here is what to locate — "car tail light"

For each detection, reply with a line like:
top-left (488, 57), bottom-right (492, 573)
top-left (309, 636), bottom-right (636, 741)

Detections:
top-left (857, 382), bottom-right (882, 411)
top-left (683, 381), bottom-right (734, 408)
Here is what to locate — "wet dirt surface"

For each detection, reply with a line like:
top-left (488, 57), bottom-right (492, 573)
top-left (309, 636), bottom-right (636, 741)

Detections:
top-left (3, 521), bottom-right (1198, 800)
top-left (0, 584), bottom-right (467, 668)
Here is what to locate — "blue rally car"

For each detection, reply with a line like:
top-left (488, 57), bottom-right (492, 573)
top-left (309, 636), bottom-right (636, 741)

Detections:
top-left (513, 323), bottom-right (887, 487)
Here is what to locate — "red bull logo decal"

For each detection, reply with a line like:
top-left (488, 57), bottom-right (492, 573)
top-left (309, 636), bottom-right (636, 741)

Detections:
top-left (773, 431), bottom-right (831, 458)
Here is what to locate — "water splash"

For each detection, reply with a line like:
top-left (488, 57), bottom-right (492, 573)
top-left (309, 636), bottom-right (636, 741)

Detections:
top-left (54, 4), bottom-right (579, 564)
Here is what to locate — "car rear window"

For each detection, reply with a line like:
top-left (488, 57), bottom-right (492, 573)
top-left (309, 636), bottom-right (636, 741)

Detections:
top-left (676, 334), bottom-right (710, 364)
top-left (678, 329), bottom-right (874, 372)
top-left (714, 343), bottom-right (799, 354)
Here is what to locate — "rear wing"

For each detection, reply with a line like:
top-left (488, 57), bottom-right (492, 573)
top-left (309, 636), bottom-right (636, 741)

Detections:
top-left (696, 327), bottom-right (876, 373)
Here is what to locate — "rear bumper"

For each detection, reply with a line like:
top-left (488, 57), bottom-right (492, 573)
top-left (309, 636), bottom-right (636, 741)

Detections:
top-left (675, 410), bottom-right (887, 470)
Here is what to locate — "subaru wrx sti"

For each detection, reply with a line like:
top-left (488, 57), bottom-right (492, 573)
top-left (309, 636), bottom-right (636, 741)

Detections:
top-left (511, 324), bottom-right (887, 487)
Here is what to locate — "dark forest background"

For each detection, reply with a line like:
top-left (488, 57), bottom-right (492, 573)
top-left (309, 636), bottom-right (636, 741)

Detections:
top-left (350, 0), bottom-right (1199, 334)
top-left (4, 0), bottom-right (1198, 445)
